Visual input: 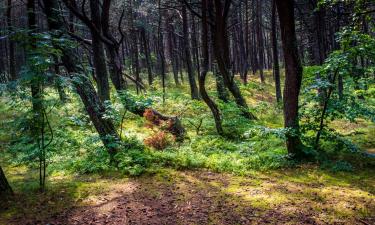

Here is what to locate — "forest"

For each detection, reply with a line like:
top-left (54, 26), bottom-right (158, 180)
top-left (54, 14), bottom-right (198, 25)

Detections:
top-left (0, 0), bottom-right (374, 224)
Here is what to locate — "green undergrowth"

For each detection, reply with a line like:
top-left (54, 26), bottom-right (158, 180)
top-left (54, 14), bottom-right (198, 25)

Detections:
top-left (0, 70), bottom-right (374, 178)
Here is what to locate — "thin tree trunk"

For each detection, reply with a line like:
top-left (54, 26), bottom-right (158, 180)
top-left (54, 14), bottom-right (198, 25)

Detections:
top-left (182, 5), bottom-right (200, 100)
top-left (6, 0), bottom-right (16, 80)
top-left (271, 0), bottom-right (282, 103)
top-left (256, 0), bottom-right (265, 83)
top-left (140, 28), bottom-right (153, 85)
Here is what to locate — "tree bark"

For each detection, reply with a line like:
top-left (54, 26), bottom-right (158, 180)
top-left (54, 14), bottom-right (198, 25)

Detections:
top-left (140, 28), bottom-right (153, 86)
top-left (275, 0), bottom-right (304, 157)
top-left (89, 0), bottom-right (110, 102)
top-left (271, 0), bottom-right (282, 103)
top-left (182, 5), bottom-right (200, 100)
top-left (0, 166), bottom-right (13, 196)
top-left (256, 0), bottom-right (265, 83)
top-left (200, 0), bottom-right (223, 135)
top-left (6, 0), bottom-right (16, 80)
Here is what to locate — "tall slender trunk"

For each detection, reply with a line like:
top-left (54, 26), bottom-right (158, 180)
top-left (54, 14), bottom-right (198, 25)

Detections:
top-left (182, 5), bottom-right (200, 100)
top-left (90, 0), bottom-right (110, 102)
top-left (256, 0), bottom-right (265, 83)
top-left (6, 0), bottom-right (16, 80)
top-left (167, 23), bottom-right (180, 86)
top-left (140, 28), bottom-right (153, 85)
top-left (276, 0), bottom-right (304, 157)
top-left (271, 0), bottom-right (282, 103)
top-left (200, 0), bottom-right (223, 135)
top-left (191, 16), bottom-right (201, 78)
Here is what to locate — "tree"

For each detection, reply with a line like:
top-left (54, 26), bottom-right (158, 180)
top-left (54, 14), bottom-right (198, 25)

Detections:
top-left (208, 0), bottom-right (256, 120)
top-left (43, 0), bottom-right (120, 159)
top-left (182, 4), bottom-right (200, 100)
top-left (271, 0), bottom-right (282, 103)
top-left (275, 0), bottom-right (304, 157)
top-left (199, 0), bottom-right (223, 135)
top-left (90, 0), bottom-right (111, 102)
top-left (0, 166), bottom-right (13, 196)
top-left (6, 0), bottom-right (16, 80)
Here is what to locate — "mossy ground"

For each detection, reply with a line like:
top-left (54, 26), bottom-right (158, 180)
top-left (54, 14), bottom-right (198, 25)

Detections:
top-left (1, 165), bottom-right (374, 224)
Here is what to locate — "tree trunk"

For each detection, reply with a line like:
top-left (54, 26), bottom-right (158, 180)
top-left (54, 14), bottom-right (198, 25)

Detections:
top-left (271, 0), bottom-right (282, 103)
top-left (182, 5), bottom-right (200, 100)
top-left (0, 166), bottom-right (13, 196)
top-left (200, 0), bottom-right (223, 135)
top-left (214, 63), bottom-right (229, 102)
top-left (140, 28), bottom-right (153, 86)
top-left (275, 0), bottom-right (304, 158)
top-left (256, 0), bottom-right (265, 83)
top-left (90, 0), bottom-right (110, 102)
top-left (167, 22), bottom-right (180, 86)
top-left (209, 0), bottom-right (256, 119)
top-left (6, 0), bottom-right (16, 80)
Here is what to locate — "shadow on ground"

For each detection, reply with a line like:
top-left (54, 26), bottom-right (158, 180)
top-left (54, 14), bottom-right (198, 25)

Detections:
top-left (2, 167), bottom-right (373, 225)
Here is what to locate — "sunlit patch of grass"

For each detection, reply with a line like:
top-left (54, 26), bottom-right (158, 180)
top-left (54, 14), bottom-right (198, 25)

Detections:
top-left (214, 167), bottom-right (375, 222)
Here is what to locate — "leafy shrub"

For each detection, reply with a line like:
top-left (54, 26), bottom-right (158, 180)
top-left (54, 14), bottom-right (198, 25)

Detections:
top-left (144, 131), bottom-right (174, 150)
top-left (73, 147), bottom-right (111, 174)
top-left (115, 149), bottom-right (150, 176)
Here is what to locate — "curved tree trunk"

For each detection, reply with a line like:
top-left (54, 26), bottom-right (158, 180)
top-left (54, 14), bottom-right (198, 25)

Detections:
top-left (206, 0), bottom-right (256, 120)
top-left (199, 0), bottom-right (223, 135)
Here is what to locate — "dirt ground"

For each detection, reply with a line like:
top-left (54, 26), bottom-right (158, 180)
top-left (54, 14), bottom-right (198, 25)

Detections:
top-left (2, 168), bottom-right (374, 225)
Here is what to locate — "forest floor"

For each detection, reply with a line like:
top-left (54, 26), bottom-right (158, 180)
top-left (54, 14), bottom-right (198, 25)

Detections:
top-left (1, 71), bottom-right (374, 224)
top-left (1, 165), bottom-right (374, 225)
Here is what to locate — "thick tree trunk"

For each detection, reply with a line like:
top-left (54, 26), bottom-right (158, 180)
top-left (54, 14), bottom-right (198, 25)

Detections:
top-left (275, 0), bottom-right (304, 157)
top-left (271, 0), bottom-right (282, 103)
top-left (182, 5), bottom-right (200, 100)
top-left (214, 63), bottom-right (229, 102)
top-left (0, 166), bottom-right (13, 196)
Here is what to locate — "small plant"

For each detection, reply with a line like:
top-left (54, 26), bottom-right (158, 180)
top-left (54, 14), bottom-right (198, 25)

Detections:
top-left (143, 108), bottom-right (160, 126)
top-left (144, 131), bottom-right (174, 150)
